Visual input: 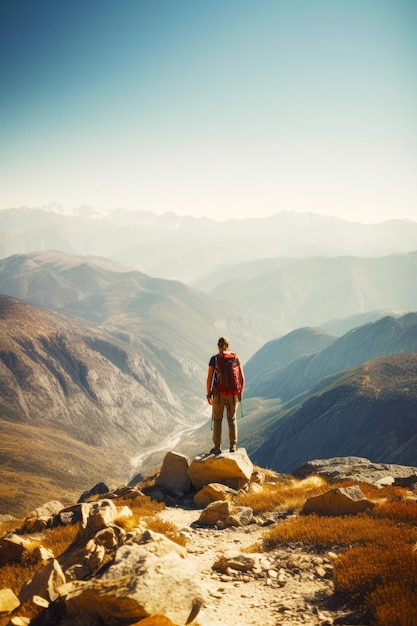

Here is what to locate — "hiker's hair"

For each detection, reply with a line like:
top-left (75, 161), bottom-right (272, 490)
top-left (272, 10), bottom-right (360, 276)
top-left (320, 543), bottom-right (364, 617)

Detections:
top-left (218, 337), bottom-right (230, 348)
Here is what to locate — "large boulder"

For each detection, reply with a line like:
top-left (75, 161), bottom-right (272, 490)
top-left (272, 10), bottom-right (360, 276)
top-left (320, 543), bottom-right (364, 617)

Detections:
top-left (155, 452), bottom-right (192, 496)
top-left (58, 530), bottom-right (204, 626)
top-left (301, 485), bottom-right (375, 516)
top-left (188, 448), bottom-right (253, 491)
top-left (293, 456), bottom-right (417, 487)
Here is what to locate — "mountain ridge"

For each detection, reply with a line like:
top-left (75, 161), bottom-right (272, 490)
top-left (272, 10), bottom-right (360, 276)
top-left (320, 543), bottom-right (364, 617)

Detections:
top-left (251, 352), bottom-right (417, 473)
top-left (2, 206), bottom-right (417, 283)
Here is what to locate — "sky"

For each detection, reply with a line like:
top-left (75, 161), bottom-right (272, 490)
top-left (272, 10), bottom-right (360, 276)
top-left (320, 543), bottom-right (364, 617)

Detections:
top-left (0, 0), bottom-right (416, 223)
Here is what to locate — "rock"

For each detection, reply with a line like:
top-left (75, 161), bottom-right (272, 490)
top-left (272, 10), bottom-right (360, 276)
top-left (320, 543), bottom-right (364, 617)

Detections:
top-left (19, 558), bottom-right (66, 604)
top-left (0, 534), bottom-right (52, 567)
top-left (226, 505), bottom-right (254, 527)
top-left (393, 474), bottom-right (417, 490)
top-left (247, 482), bottom-right (263, 494)
top-left (213, 554), bottom-right (256, 573)
top-left (59, 539), bottom-right (205, 626)
top-left (22, 500), bottom-right (64, 532)
top-left (155, 451), bottom-right (192, 496)
top-left (293, 456), bottom-right (417, 487)
top-left (188, 448), bottom-right (253, 491)
top-left (301, 485), bottom-right (375, 516)
top-left (78, 482), bottom-right (110, 503)
top-left (58, 524), bottom-right (126, 581)
top-left (0, 588), bottom-right (20, 613)
top-left (81, 499), bottom-right (120, 533)
top-left (198, 500), bottom-right (254, 527)
top-left (198, 500), bottom-right (231, 526)
top-left (111, 486), bottom-right (144, 500)
top-left (374, 476), bottom-right (395, 487)
top-left (250, 470), bottom-right (265, 484)
top-left (194, 483), bottom-right (237, 507)
top-left (130, 528), bottom-right (187, 560)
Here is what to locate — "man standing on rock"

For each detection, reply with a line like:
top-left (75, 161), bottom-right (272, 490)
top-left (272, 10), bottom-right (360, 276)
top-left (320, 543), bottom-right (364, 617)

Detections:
top-left (206, 337), bottom-right (245, 454)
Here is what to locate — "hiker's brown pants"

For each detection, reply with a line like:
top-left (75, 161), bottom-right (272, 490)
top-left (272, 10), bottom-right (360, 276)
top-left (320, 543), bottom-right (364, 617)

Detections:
top-left (212, 393), bottom-right (238, 448)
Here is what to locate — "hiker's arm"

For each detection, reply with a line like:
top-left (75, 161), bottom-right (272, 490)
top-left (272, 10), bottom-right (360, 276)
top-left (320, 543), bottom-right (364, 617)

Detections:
top-left (239, 365), bottom-right (245, 399)
top-left (206, 365), bottom-right (214, 405)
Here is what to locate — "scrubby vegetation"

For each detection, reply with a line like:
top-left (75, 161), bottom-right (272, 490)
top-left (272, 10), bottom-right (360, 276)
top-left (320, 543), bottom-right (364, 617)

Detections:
top-left (235, 474), bottom-right (328, 514)
top-left (254, 481), bottom-right (417, 625)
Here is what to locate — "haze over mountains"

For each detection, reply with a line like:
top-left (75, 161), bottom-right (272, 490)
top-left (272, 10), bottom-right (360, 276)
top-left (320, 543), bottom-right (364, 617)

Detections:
top-left (1, 205), bottom-right (417, 514)
top-left (2, 204), bottom-right (417, 285)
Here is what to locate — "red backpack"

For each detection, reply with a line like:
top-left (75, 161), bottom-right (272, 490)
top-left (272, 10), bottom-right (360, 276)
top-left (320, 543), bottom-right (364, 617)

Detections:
top-left (213, 352), bottom-right (242, 394)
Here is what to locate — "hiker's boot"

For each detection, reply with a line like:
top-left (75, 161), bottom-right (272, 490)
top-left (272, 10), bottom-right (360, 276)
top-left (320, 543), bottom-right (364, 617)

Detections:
top-left (210, 447), bottom-right (221, 455)
top-left (229, 445), bottom-right (236, 452)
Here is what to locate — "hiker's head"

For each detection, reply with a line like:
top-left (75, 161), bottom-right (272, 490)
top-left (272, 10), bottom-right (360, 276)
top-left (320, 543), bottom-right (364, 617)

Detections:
top-left (217, 337), bottom-right (230, 351)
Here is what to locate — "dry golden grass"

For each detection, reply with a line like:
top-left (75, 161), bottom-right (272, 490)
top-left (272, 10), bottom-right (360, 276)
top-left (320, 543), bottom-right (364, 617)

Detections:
top-left (0, 561), bottom-right (40, 597)
top-left (334, 545), bottom-right (417, 625)
top-left (334, 544), bottom-right (417, 597)
top-left (370, 577), bottom-right (417, 626)
top-left (262, 513), bottom-right (417, 551)
top-left (235, 475), bottom-right (328, 514)
top-left (254, 478), bottom-right (417, 626)
top-left (373, 497), bottom-right (417, 523)
top-left (145, 518), bottom-right (187, 547)
top-left (0, 518), bottom-right (24, 536)
top-left (41, 522), bottom-right (81, 556)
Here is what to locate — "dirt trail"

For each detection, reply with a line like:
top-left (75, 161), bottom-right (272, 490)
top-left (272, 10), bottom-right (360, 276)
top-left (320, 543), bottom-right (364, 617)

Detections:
top-left (156, 506), bottom-right (337, 626)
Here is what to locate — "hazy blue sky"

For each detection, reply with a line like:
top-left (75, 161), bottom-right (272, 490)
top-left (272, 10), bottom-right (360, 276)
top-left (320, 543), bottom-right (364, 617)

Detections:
top-left (1, 0), bottom-right (416, 222)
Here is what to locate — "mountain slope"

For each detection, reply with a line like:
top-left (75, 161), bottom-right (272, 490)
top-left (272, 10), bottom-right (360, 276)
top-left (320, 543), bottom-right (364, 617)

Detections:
top-left (251, 353), bottom-right (417, 473)
top-left (0, 295), bottom-right (184, 514)
top-left (0, 251), bottom-right (284, 396)
top-left (244, 327), bottom-right (336, 395)
top-left (245, 312), bottom-right (417, 401)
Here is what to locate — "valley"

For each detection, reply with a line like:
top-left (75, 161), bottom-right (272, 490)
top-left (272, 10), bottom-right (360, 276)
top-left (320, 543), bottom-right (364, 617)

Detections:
top-left (1, 207), bottom-right (417, 516)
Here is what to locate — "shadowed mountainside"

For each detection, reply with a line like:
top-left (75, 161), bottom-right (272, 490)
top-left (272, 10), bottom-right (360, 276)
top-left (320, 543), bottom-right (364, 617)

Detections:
top-left (251, 352), bottom-right (417, 473)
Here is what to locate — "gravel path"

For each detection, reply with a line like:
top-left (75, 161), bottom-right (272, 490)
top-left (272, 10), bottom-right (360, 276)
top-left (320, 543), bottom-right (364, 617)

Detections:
top-left (156, 506), bottom-right (337, 626)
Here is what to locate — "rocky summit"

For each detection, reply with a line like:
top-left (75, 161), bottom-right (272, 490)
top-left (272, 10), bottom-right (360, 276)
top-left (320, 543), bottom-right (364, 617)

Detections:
top-left (1, 452), bottom-right (417, 625)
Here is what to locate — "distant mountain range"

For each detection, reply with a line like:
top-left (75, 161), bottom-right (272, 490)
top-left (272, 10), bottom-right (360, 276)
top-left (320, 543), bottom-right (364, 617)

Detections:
top-left (200, 252), bottom-right (417, 329)
top-left (2, 205), bottom-right (417, 285)
top-left (2, 206), bottom-right (417, 331)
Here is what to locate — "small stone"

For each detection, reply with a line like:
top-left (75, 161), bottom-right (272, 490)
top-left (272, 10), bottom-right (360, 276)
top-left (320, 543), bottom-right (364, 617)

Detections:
top-left (315, 566), bottom-right (327, 578)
